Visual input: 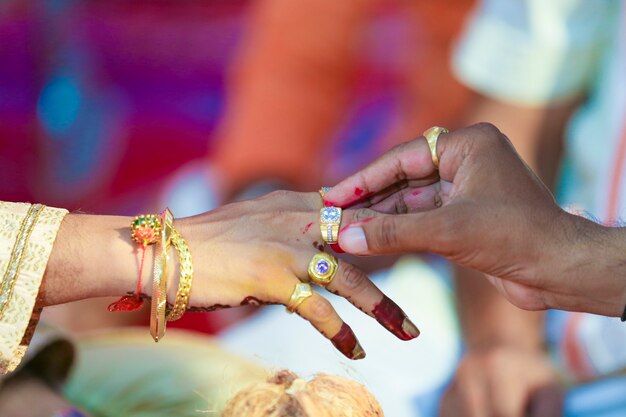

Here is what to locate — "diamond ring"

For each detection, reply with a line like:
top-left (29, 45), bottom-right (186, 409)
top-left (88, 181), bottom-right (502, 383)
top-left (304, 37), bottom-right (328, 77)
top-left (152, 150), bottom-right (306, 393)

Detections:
top-left (319, 206), bottom-right (342, 244)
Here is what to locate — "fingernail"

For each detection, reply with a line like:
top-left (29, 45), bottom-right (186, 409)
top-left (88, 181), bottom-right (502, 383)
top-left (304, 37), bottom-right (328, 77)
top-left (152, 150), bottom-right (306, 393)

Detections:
top-left (402, 318), bottom-right (421, 339)
top-left (339, 226), bottom-right (368, 254)
top-left (330, 243), bottom-right (345, 254)
top-left (373, 295), bottom-right (420, 341)
top-left (351, 342), bottom-right (366, 360)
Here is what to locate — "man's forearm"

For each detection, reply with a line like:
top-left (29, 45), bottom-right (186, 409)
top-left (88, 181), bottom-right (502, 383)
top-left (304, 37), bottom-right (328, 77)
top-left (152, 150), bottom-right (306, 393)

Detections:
top-left (455, 266), bottom-right (545, 351)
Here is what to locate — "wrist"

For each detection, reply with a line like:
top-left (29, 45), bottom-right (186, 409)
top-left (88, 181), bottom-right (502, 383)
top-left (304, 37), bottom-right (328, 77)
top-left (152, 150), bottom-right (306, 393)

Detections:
top-left (464, 325), bottom-right (545, 354)
top-left (42, 213), bottom-right (144, 305)
top-left (553, 212), bottom-right (626, 317)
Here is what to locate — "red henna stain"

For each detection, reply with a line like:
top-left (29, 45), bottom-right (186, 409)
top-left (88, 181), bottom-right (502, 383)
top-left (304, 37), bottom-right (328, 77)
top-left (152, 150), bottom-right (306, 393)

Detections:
top-left (411, 190), bottom-right (422, 196)
top-left (354, 187), bottom-right (364, 197)
top-left (372, 295), bottom-right (420, 341)
top-left (330, 243), bottom-right (345, 254)
top-left (240, 296), bottom-right (264, 306)
top-left (188, 304), bottom-right (231, 312)
top-left (301, 222), bottom-right (313, 234)
top-left (335, 192), bottom-right (375, 209)
top-left (312, 241), bottom-right (324, 251)
top-left (323, 199), bottom-right (335, 207)
top-left (330, 323), bottom-right (363, 359)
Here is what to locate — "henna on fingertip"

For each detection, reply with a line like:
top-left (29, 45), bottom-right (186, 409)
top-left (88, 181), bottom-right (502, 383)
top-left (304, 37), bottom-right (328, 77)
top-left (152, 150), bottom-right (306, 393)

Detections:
top-left (331, 323), bottom-right (366, 360)
top-left (372, 295), bottom-right (420, 340)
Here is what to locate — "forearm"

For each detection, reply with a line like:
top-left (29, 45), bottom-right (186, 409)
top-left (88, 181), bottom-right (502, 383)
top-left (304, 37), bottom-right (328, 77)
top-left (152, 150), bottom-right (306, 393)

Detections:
top-left (41, 213), bottom-right (140, 306)
top-left (455, 266), bottom-right (544, 351)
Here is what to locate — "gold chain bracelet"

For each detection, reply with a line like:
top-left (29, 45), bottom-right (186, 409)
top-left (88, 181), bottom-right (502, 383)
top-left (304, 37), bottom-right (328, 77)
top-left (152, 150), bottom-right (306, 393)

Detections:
top-left (166, 228), bottom-right (193, 322)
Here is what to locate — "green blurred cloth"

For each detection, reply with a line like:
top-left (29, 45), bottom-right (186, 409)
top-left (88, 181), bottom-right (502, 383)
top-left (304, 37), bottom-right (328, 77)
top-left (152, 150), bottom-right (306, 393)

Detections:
top-left (64, 328), bottom-right (267, 417)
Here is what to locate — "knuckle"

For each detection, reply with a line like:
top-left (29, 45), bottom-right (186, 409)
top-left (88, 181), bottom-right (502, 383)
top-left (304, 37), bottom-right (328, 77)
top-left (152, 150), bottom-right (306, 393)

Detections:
top-left (340, 263), bottom-right (367, 291)
top-left (307, 296), bottom-right (335, 322)
top-left (265, 189), bottom-right (292, 202)
top-left (472, 122), bottom-right (501, 137)
top-left (377, 217), bottom-right (399, 249)
top-left (351, 208), bottom-right (377, 223)
top-left (390, 140), bottom-right (410, 153)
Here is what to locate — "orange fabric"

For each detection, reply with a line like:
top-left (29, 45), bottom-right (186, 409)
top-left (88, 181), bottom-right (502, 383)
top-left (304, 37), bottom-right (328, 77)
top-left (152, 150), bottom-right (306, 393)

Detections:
top-left (214, 0), bottom-right (376, 193)
top-left (214, 0), bottom-right (473, 194)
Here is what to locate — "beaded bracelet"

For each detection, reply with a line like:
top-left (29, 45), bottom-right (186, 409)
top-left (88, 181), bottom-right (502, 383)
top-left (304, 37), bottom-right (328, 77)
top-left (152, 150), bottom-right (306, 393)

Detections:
top-left (166, 228), bottom-right (194, 322)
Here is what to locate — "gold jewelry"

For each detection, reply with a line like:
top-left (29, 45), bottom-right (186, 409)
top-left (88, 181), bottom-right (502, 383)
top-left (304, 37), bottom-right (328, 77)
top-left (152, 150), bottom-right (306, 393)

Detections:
top-left (319, 206), bottom-right (342, 244)
top-left (423, 126), bottom-right (449, 169)
top-left (151, 208), bottom-right (173, 342)
top-left (308, 253), bottom-right (338, 287)
top-left (286, 283), bottom-right (313, 313)
top-left (319, 186), bottom-right (332, 199)
top-left (166, 228), bottom-right (193, 322)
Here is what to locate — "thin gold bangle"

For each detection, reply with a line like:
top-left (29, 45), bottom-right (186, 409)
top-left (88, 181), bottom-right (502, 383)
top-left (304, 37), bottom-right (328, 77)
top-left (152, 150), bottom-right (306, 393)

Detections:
top-left (166, 227), bottom-right (193, 322)
top-left (150, 208), bottom-right (173, 342)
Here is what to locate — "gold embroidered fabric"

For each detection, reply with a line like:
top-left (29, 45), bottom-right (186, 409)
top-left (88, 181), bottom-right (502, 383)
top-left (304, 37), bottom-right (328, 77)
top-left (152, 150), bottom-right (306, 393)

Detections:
top-left (0, 202), bottom-right (68, 374)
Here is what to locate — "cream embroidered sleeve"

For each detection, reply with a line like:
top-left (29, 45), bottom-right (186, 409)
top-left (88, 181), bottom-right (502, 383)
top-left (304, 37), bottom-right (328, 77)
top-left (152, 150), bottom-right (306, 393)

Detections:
top-left (0, 202), bottom-right (68, 374)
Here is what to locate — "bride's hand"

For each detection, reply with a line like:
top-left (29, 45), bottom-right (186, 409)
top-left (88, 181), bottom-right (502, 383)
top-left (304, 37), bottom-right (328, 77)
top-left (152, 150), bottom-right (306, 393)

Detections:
top-left (43, 191), bottom-right (419, 360)
top-left (175, 190), bottom-right (419, 359)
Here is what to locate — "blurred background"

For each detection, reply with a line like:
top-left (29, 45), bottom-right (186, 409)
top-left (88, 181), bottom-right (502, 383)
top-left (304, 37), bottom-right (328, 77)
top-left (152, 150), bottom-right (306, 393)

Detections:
top-left (1, 1), bottom-right (626, 416)
top-left (0, 0), bottom-right (471, 336)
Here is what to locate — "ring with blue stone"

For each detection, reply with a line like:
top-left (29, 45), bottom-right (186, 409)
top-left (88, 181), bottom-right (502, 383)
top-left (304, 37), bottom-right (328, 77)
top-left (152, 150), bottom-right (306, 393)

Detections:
top-left (319, 205), bottom-right (342, 244)
top-left (308, 253), bottom-right (339, 287)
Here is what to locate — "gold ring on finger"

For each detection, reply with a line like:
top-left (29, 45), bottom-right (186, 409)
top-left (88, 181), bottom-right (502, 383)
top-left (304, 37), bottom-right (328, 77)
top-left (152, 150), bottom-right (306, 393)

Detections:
top-left (308, 253), bottom-right (338, 287)
top-left (286, 283), bottom-right (313, 314)
top-left (423, 126), bottom-right (449, 169)
top-left (319, 186), bottom-right (332, 200)
top-left (320, 206), bottom-right (342, 244)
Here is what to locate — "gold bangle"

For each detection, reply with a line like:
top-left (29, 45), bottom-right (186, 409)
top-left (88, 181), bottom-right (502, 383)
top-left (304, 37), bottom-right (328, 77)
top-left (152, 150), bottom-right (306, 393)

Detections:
top-left (150, 208), bottom-right (174, 342)
top-left (166, 227), bottom-right (193, 322)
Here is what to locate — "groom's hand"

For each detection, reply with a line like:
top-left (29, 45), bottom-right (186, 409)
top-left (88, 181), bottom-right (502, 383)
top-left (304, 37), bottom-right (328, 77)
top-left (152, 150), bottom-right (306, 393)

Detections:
top-left (325, 123), bottom-right (560, 259)
top-left (324, 123), bottom-right (625, 317)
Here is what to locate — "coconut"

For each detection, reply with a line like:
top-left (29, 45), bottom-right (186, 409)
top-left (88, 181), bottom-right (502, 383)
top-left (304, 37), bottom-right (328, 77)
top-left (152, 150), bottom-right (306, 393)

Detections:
top-left (222, 370), bottom-right (384, 417)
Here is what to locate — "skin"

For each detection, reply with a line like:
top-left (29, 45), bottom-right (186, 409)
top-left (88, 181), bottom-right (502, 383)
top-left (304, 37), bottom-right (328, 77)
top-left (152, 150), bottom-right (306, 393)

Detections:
top-left (439, 346), bottom-right (563, 417)
top-left (41, 191), bottom-right (419, 360)
top-left (326, 122), bottom-right (624, 415)
top-left (438, 94), bottom-right (579, 417)
top-left (0, 373), bottom-right (93, 417)
top-left (325, 123), bottom-right (626, 318)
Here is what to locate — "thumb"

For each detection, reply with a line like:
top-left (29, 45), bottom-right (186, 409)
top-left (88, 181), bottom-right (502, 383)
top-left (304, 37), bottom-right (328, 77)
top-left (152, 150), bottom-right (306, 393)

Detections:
top-left (338, 209), bottom-right (460, 255)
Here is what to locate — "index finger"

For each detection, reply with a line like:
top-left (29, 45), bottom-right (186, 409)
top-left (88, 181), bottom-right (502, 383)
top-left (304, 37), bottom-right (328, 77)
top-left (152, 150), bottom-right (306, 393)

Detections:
top-left (324, 136), bottom-right (435, 208)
